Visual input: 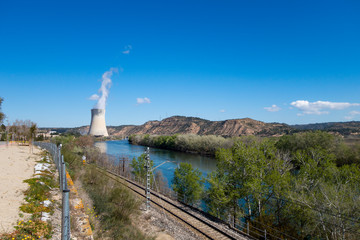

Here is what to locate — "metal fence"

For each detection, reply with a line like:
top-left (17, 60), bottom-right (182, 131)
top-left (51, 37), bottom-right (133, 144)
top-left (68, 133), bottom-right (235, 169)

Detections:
top-left (34, 142), bottom-right (71, 240)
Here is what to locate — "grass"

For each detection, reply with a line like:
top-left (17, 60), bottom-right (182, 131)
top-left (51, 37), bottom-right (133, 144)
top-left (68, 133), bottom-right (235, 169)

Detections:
top-left (80, 165), bottom-right (151, 239)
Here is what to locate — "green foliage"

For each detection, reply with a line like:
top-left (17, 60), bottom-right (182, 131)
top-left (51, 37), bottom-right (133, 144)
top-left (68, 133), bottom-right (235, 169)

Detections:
top-left (0, 219), bottom-right (52, 240)
top-left (1, 125), bottom-right (7, 140)
top-left (29, 123), bottom-right (37, 142)
top-left (205, 172), bottom-right (231, 219)
top-left (288, 149), bottom-right (360, 239)
top-left (276, 131), bottom-right (338, 153)
top-left (276, 130), bottom-right (360, 166)
top-left (130, 134), bottom-right (234, 155)
top-left (208, 136), bottom-right (360, 239)
top-left (130, 153), bottom-right (154, 183)
top-left (172, 163), bottom-right (204, 205)
top-left (0, 97), bottom-right (4, 124)
top-left (35, 134), bottom-right (44, 141)
top-left (55, 135), bottom-right (150, 240)
top-left (23, 177), bottom-right (52, 202)
top-left (212, 138), bottom-right (292, 221)
top-left (81, 165), bottom-right (149, 239)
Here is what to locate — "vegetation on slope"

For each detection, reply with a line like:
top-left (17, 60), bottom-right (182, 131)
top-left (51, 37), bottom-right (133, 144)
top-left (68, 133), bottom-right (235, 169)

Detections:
top-left (54, 135), bottom-right (151, 240)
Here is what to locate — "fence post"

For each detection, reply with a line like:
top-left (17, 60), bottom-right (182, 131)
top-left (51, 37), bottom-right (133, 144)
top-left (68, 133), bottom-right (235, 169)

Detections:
top-left (62, 189), bottom-right (70, 240)
top-left (62, 155), bottom-right (66, 191)
top-left (58, 144), bottom-right (62, 174)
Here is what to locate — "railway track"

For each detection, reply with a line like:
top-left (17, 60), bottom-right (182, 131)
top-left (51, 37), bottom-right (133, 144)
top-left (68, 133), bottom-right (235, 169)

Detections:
top-left (94, 166), bottom-right (251, 240)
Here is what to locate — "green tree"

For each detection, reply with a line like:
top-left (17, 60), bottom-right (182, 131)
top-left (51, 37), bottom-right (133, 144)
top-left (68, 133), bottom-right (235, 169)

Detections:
top-left (0, 97), bottom-right (4, 124)
top-left (275, 131), bottom-right (338, 154)
top-left (212, 138), bottom-right (293, 228)
top-left (274, 130), bottom-right (360, 166)
top-left (205, 172), bottom-right (231, 219)
top-left (288, 148), bottom-right (360, 239)
top-left (172, 162), bottom-right (204, 205)
top-left (29, 123), bottom-right (37, 142)
top-left (130, 154), bottom-right (154, 184)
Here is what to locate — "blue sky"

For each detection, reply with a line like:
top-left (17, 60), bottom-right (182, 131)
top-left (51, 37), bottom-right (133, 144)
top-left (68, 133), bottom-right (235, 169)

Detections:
top-left (1, 0), bottom-right (360, 127)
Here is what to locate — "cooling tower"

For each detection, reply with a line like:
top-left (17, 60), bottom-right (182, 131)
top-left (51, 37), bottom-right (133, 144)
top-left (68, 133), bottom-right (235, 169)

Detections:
top-left (88, 109), bottom-right (109, 137)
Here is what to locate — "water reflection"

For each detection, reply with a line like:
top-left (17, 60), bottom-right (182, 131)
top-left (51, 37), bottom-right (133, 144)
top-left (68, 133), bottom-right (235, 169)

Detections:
top-left (95, 140), bottom-right (217, 187)
top-left (95, 142), bottom-right (107, 154)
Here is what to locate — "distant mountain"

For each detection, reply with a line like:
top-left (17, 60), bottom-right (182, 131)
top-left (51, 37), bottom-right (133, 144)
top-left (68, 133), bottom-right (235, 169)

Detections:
top-left (106, 116), bottom-right (293, 137)
top-left (292, 121), bottom-right (360, 136)
top-left (46, 117), bottom-right (360, 138)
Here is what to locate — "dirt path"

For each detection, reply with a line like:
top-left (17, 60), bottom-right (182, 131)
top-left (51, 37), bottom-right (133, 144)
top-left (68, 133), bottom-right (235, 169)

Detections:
top-left (0, 144), bottom-right (40, 233)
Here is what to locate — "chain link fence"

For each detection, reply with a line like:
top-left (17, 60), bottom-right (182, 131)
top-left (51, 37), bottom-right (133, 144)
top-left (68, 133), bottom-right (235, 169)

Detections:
top-left (34, 142), bottom-right (71, 240)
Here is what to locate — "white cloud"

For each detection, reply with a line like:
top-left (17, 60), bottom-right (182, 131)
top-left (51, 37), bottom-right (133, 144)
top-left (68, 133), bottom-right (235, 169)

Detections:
top-left (219, 109), bottom-right (226, 113)
top-left (345, 110), bottom-right (360, 120)
top-left (264, 104), bottom-right (281, 112)
top-left (122, 45), bottom-right (132, 54)
top-left (89, 94), bottom-right (99, 100)
top-left (291, 100), bottom-right (360, 115)
top-left (136, 97), bottom-right (151, 104)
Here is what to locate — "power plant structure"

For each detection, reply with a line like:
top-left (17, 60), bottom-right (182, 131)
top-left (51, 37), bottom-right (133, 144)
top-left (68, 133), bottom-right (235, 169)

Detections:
top-left (88, 108), bottom-right (109, 137)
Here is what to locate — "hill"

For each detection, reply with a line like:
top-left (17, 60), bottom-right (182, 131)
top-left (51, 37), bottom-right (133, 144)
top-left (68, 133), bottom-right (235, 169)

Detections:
top-left (107, 116), bottom-right (292, 137)
top-left (43, 117), bottom-right (360, 138)
top-left (292, 121), bottom-right (360, 136)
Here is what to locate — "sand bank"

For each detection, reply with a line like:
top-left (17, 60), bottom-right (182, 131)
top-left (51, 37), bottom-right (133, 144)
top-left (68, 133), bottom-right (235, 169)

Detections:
top-left (0, 144), bottom-right (41, 233)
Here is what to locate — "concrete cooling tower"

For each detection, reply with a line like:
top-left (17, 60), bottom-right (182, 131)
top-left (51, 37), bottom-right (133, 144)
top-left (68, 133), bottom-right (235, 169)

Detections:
top-left (88, 109), bottom-right (109, 137)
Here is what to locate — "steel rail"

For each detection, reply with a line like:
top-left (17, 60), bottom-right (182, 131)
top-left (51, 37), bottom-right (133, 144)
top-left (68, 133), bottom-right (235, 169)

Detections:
top-left (94, 165), bottom-right (251, 240)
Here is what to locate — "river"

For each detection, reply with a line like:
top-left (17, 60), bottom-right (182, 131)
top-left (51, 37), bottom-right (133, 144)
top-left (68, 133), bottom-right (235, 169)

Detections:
top-left (95, 140), bottom-right (217, 187)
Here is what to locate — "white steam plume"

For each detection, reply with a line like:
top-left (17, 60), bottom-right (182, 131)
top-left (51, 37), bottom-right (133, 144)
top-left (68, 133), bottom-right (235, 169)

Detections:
top-left (90, 68), bottom-right (117, 109)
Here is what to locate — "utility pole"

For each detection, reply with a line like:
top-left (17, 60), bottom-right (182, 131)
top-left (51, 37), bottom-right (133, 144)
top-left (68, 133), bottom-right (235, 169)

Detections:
top-left (143, 147), bottom-right (174, 211)
top-left (145, 147), bottom-right (151, 211)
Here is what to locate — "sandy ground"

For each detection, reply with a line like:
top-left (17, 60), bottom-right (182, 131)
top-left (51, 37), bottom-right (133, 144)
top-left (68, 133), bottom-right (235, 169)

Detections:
top-left (0, 143), bottom-right (40, 233)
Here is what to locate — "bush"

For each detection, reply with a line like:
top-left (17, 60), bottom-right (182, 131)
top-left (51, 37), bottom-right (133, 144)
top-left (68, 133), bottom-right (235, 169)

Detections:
top-left (56, 136), bottom-right (151, 240)
top-left (130, 134), bottom-right (234, 155)
top-left (81, 165), bottom-right (147, 239)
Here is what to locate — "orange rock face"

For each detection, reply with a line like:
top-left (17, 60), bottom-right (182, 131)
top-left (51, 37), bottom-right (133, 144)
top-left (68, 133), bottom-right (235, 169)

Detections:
top-left (101, 116), bottom-right (292, 137)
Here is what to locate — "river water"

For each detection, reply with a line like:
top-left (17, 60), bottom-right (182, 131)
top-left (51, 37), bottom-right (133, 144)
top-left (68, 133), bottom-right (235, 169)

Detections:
top-left (95, 140), bottom-right (217, 187)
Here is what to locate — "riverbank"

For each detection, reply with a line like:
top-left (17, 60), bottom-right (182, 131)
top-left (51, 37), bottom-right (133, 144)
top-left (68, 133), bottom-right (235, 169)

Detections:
top-left (0, 144), bottom-right (40, 233)
top-left (129, 134), bottom-right (235, 156)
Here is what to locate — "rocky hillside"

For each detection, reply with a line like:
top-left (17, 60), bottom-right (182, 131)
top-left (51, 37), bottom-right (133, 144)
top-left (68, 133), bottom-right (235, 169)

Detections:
top-left (107, 116), bottom-right (293, 137)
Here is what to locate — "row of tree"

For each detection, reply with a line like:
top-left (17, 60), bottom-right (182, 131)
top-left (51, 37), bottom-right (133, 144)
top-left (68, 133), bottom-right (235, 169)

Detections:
top-left (130, 131), bottom-right (360, 166)
top-left (0, 97), bottom-right (38, 142)
top-left (164, 134), bottom-right (360, 240)
top-left (0, 119), bottom-right (37, 142)
top-left (129, 134), bottom-right (234, 155)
